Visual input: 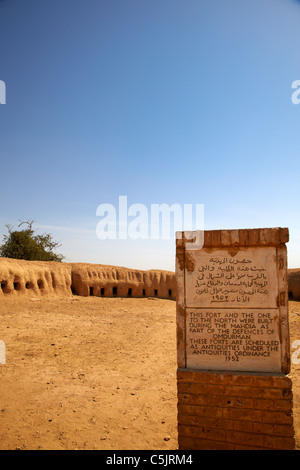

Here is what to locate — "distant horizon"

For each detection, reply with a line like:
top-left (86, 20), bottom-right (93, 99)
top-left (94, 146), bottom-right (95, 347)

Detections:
top-left (0, 224), bottom-right (298, 275)
top-left (0, 218), bottom-right (299, 272)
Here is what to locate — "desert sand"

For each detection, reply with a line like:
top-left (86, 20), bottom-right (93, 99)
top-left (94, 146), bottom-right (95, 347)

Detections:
top-left (0, 296), bottom-right (299, 450)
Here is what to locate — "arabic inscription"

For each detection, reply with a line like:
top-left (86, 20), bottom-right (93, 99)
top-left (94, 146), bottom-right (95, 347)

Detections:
top-left (185, 247), bottom-right (278, 308)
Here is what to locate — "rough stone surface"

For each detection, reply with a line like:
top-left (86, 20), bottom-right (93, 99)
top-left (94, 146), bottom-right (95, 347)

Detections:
top-left (178, 227), bottom-right (289, 248)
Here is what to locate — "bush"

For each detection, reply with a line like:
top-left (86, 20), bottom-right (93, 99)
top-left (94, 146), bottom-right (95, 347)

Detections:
top-left (0, 220), bottom-right (65, 262)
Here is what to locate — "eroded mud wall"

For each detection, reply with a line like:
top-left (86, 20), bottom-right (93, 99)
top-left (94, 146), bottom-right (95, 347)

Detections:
top-left (0, 258), bottom-right (176, 300)
top-left (70, 264), bottom-right (176, 299)
top-left (0, 258), bottom-right (72, 298)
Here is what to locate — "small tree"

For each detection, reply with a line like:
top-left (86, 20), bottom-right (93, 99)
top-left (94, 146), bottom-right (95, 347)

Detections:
top-left (0, 220), bottom-right (65, 262)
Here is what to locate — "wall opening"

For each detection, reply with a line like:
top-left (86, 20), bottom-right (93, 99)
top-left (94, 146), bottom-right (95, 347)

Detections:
top-left (128, 288), bottom-right (132, 297)
top-left (288, 291), bottom-right (294, 300)
top-left (71, 285), bottom-right (77, 295)
top-left (1, 281), bottom-right (8, 293)
top-left (154, 289), bottom-right (158, 296)
top-left (143, 289), bottom-right (146, 296)
top-left (168, 289), bottom-right (172, 297)
top-left (25, 282), bottom-right (34, 290)
top-left (101, 288), bottom-right (105, 296)
top-left (37, 279), bottom-right (44, 289)
top-left (89, 286), bottom-right (94, 296)
top-left (51, 273), bottom-right (57, 289)
top-left (113, 287), bottom-right (117, 296)
top-left (14, 282), bottom-right (21, 291)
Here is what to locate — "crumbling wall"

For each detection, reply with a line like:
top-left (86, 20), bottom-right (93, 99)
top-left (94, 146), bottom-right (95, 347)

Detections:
top-left (70, 263), bottom-right (176, 299)
top-left (0, 258), bottom-right (72, 298)
top-left (0, 258), bottom-right (176, 300)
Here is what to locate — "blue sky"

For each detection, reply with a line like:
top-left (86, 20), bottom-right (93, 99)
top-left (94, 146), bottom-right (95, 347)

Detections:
top-left (0, 0), bottom-right (300, 271)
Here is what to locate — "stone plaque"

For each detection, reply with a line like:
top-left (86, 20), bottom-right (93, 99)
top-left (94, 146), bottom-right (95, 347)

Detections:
top-left (185, 247), bottom-right (278, 308)
top-left (176, 228), bottom-right (290, 373)
top-left (186, 308), bottom-right (281, 372)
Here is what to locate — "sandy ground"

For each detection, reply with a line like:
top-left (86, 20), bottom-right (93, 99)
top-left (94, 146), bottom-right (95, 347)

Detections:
top-left (0, 296), bottom-right (299, 450)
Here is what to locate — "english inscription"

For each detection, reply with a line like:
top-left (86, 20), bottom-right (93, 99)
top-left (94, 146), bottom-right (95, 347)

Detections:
top-left (186, 308), bottom-right (281, 372)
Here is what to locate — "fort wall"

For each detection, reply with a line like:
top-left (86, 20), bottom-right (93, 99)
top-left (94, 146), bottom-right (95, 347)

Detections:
top-left (0, 258), bottom-right (176, 300)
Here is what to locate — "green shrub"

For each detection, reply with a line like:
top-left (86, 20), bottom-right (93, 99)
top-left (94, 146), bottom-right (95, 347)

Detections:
top-left (0, 220), bottom-right (64, 262)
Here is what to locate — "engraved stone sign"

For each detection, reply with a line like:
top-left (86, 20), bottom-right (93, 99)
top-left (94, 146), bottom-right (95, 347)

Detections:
top-left (176, 228), bottom-right (290, 374)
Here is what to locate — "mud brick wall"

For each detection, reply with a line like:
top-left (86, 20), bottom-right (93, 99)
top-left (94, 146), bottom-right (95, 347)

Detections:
top-left (177, 369), bottom-right (295, 450)
top-left (0, 258), bottom-right (176, 300)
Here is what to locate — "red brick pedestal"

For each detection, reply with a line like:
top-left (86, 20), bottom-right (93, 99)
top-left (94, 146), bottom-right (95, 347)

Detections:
top-left (177, 369), bottom-right (295, 450)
